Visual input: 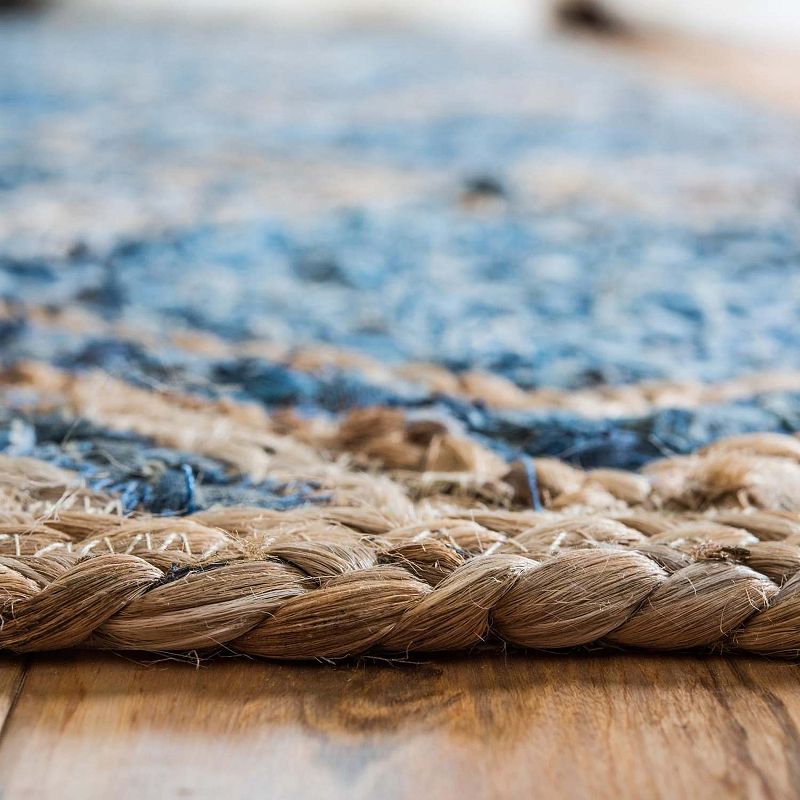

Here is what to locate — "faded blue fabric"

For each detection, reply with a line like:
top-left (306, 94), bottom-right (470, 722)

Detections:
top-left (0, 412), bottom-right (326, 515)
top-left (440, 393), bottom-right (800, 468)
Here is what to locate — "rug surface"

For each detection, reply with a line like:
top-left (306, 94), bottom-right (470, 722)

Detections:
top-left (1, 16), bottom-right (800, 658)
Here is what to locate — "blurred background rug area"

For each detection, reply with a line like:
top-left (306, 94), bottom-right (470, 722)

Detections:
top-left (1, 15), bottom-right (800, 478)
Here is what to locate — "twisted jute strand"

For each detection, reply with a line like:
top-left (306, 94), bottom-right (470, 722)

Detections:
top-left (3, 497), bottom-right (800, 658)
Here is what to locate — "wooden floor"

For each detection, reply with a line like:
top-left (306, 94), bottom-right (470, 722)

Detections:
top-left (0, 651), bottom-right (799, 798)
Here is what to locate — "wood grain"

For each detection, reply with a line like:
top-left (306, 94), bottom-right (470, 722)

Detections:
top-left (0, 656), bottom-right (26, 740)
top-left (0, 652), bottom-right (799, 799)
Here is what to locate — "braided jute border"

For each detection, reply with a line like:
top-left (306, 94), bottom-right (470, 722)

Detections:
top-left (1, 509), bottom-right (799, 658)
top-left (3, 459), bottom-right (800, 658)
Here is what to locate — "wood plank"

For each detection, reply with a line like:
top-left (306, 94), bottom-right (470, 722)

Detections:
top-left (0, 656), bottom-right (26, 740)
top-left (0, 652), bottom-right (799, 799)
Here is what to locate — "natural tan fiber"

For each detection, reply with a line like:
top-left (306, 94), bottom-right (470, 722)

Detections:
top-left (3, 427), bottom-right (800, 657)
top-left (0, 510), bottom-right (795, 657)
top-left (7, 362), bottom-right (800, 513)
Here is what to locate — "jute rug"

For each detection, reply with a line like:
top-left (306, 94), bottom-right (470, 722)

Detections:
top-left (1, 16), bottom-right (800, 658)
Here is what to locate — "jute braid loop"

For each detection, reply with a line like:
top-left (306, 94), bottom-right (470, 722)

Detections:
top-left (0, 505), bottom-right (799, 658)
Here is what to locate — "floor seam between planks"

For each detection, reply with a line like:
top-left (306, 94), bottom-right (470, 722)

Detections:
top-left (0, 658), bottom-right (29, 750)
